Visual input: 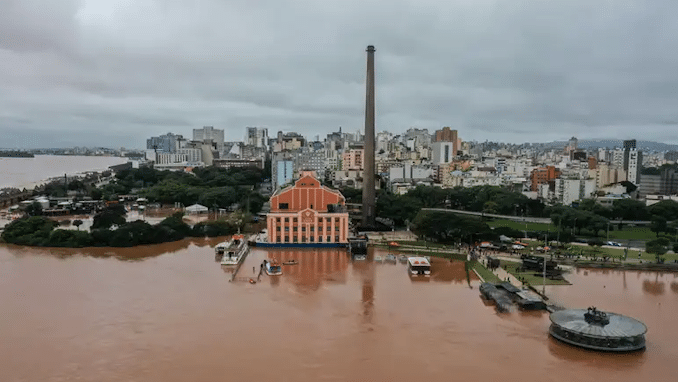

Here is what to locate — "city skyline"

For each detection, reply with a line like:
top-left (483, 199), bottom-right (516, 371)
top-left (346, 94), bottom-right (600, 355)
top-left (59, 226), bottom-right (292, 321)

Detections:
top-left (4, 1), bottom-right (678, 148)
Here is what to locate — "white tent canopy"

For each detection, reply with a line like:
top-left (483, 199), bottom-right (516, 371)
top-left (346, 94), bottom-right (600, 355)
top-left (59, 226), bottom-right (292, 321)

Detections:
top-left (185, 204), bottom-right (208, 214)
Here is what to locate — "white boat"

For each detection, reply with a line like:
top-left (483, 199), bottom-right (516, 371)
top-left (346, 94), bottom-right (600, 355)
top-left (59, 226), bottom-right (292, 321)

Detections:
top-left (385, 254), bottom-right (397, 263)
top-left (220, 234), bottom-right (249, 266)
top-left (263, 260), bottom-right (282, 276)
top-left (374, 255), bottom-right (384, 263)
top-left (407, 256), bottom-right (431, 276)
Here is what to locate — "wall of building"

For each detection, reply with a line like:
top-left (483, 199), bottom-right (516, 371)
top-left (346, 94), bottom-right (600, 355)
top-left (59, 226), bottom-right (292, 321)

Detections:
top-left (267, 176), bottom-right (349, 244)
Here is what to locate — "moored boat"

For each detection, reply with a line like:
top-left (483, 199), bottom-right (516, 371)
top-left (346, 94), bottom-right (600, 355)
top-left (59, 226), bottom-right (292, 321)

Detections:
top-left (220, 235), bottom-right (249, 266)
top-left (264, 260), bottom-right (283, 276)
top-left (385, 254), bottom-right (397, 263)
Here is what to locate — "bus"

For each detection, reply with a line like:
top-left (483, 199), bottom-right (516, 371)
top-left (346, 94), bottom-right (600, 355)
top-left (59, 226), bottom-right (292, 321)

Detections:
top-left (407, 257), bottom-right (431, 276)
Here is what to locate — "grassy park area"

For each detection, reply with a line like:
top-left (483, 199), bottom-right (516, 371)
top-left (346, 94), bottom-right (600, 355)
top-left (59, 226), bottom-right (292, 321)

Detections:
top-left (471, 261), bottom-right (501, 283)
top-left (488, 218), bottom-right (666, 242)
top-left (501, 260), bottom-right (570, 286)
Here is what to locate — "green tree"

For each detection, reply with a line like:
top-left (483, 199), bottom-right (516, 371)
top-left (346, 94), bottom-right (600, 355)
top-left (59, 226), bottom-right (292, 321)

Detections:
top-left (92, 205), bottom-right (127, 229)
top-left (1, 216), bottom-right (58, 246)
top-left (25, 202), bottom-right (43, 216)
top-left (611, 199), bottom-right (648, 221)
top-left (648, 200), bottom-right (678, 221)
top-left (650, 215), bottom-right (668, 238)
top-left (646, 238), bottom-right (670, 263)
top-left (72, 219), bottom-right (83, 230)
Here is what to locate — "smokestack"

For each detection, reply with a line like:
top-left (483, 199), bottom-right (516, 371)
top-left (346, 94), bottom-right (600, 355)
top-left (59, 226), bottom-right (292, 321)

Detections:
top-left (362, 45), bottom-right (376, 228)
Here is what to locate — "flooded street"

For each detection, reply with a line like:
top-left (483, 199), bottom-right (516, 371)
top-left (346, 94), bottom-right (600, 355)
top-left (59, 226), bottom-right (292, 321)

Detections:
top-left (1, 242), bottom-right (676, 382)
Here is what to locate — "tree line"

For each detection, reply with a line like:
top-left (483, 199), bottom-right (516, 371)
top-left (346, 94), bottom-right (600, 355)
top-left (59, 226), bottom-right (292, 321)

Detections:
top-left (2, 206), bottom-right (244, 248)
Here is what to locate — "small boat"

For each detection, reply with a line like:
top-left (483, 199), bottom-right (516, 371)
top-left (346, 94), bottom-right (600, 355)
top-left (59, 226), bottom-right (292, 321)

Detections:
top-left (398, 255), bottom-right (408, 264)
top-left (353, 254), bottom-right (367, 261)
top-left (385, 254), bottom-right (397, 263)
top-left (264, 260), bottom-right (282, 276)
top-left (374, 255), bottom-right (384, 263)
top-left (283, 259), bottom-right (298, 265)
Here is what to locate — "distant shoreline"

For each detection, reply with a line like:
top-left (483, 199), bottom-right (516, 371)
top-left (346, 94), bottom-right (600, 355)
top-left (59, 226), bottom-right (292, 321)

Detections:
top-left (0, 151), bottom-right (34, 158)
top-left (0, 154), bottom-right (127, 191)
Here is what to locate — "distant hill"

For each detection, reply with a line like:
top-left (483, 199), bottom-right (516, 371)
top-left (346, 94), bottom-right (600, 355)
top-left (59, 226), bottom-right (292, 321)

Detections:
top-left (538, 140), bottom-right (678, 152)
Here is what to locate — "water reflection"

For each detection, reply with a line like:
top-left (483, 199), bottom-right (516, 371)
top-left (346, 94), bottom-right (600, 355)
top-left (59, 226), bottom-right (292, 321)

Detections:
top-left (547, 336), bottom-right (647, 369)
top-left (268, 249), bottom-right (348, 291)
top-left (2, 237), bottom-right (225, 262)
top-left (670, 282), bottom-right (678, 294)
top-left (642, 280), bottom-right (665, 295)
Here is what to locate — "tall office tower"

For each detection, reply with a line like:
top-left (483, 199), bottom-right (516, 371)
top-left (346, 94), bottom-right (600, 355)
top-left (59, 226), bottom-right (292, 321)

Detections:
top-left (361, 45), bottom-right (376, 228)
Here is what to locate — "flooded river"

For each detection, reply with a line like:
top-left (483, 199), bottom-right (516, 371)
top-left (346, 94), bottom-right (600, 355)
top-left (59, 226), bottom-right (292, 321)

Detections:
top-left (1, 242), bottom-right (676, 381)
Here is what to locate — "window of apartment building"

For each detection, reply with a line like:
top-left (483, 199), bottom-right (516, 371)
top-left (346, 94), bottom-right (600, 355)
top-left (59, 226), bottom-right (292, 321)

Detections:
top-left (335, 226), bottom-right (340, 232)
top-left (293, 236), bottom-right (298, 242)
top-left (318, 218), bottom-right (323, 224)
top-left (276, 217), bottom-right (281, 224)
top-left (285, 236), bottom-right (290, 243)
top-left (276, 236), bottom-right (281, 243)
top-left (310, 204), bottom-right (313, 209)
top-left (301, 226), bottom-right (306, 232)
top-left (318, 236), bottom-right (323, 242)
top-left (326, 217), bottom-right (331, 222)
top-left (284, 217), bottom-right (289, 222)
top-left (335, 236), bottom-right (340, 242)
top-left (276, 226), bottom-right (281, 232)
top-left (327, 236), bottom-right (331, 242)
top-left (335, 218), bottom-right (341, 225)
top-left (310, 226), bottom-right (314, 232)
top-left (279, 203), bottom-right (289, 210)
top-left (293, 226), bottom-right (298, 232)
top-left (293, 217), bottom-right (298, 223)
top-left (310, 236), bottom-right (315, 242)
top-left (284, 227), bottom-right (289, 232)
top-left (301, 236), bottom-right (306, 243)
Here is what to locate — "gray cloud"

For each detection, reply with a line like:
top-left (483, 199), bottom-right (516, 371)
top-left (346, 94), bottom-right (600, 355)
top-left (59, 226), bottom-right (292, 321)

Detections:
top-left (2, 0), bottom-right (678, 148)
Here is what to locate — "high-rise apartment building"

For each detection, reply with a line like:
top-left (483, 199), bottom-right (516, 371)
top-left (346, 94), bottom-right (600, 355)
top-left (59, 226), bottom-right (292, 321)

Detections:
top-left (342, 149), bottom-right (364, 171)
top-left (431, 141), bottom-right (455, 165)
top-left (146, 133), bottom-right (183, 153)
top-left (530, 166), bottom-right (561, 191)
top-left (626, 149), bottom-right (642, 185)
top-left (246, 127), bottom-right (269, 148)
top-left (193, 126), bottom-right (224, 153)
top-left (434, 127), bottom-right (460, 158)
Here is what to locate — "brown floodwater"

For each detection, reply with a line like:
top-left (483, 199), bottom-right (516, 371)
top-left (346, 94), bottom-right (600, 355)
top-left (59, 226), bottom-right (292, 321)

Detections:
top-left (1, 241), bottom-right (676, 382)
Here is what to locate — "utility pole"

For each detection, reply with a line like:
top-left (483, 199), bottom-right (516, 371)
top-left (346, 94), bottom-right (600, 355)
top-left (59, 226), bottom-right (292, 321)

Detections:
top-left (543, 254), bottom-right (546, 295)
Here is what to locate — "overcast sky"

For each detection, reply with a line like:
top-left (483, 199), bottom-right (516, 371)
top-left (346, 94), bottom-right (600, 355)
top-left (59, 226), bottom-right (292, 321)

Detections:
top-left (3, 0), bottom-right (678, 148)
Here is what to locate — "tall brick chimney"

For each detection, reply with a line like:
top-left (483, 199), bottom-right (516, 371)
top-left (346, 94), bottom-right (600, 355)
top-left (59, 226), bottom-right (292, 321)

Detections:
top-left (362, 45), bottom-right (376, 228)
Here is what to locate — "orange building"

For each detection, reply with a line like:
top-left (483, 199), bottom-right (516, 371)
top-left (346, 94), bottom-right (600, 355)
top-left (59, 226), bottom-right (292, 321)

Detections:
top-left (530, 166), bottom-right (561, 191)
top-left (265, 175), bottom-right (350, 247)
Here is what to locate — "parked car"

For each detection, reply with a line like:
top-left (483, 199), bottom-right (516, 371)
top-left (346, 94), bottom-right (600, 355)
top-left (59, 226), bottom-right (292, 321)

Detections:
top-left (606, 241), bottom-right (622, 247)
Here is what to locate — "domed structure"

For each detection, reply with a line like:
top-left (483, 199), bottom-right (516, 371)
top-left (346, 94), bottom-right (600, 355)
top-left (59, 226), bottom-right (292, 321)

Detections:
top-left (549, 307), bottom-right (647, 351)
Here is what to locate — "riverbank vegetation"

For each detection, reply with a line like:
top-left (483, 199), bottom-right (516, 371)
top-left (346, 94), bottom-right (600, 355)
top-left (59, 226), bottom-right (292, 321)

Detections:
top-left (98, 166), bottom-right (268, 213)
top-left (34, 166), bottom-right (268, 213)
top-left (1, 210), bottom-right (245, 248)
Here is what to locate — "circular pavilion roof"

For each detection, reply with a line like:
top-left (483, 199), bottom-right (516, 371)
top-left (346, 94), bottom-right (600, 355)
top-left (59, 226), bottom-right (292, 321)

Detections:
top-left (550, 309), bottom-right (647, 338)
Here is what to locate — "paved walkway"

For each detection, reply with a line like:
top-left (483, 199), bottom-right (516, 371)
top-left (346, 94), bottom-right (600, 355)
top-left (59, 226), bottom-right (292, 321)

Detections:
top-left (492, 264), bottom-right (522, 286)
